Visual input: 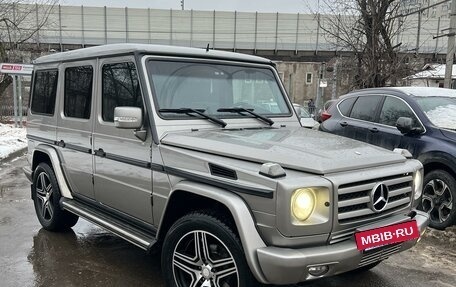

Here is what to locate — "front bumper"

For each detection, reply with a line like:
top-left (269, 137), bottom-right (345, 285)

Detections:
top-left (256, 210), bottom-right (429, 285)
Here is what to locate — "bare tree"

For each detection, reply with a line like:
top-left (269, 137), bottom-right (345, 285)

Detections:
top-left (316, 0), bottom-right (418, 89)
top-left (0, 1), bottom-right (56, 97)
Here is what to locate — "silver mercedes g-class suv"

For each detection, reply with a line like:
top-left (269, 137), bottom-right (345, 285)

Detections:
top-left (24, 44), bottom-right (428, 286)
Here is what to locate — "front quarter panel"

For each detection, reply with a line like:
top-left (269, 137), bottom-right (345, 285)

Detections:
top-left (160, 181), bottom-right (269, 284)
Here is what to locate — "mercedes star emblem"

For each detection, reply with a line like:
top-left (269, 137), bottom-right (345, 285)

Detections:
top-left (369, 183), bottom-right (389, 212)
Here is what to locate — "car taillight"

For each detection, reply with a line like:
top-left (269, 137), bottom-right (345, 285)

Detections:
top-left (321, 111), bottom-right (332, 122)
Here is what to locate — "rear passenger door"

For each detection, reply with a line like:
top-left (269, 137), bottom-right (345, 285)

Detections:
top-left (342, 95), bottom-right (383, 143)
top-left (56, 61), bottom-right (95, 199)
top-left (92, 57), bottom-right (153, 224)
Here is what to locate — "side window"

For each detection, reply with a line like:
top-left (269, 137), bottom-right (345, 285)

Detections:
top-left (379, 96), bottom-right (418, 127)
top-left (102, 62), bottom-right (142, 122)
top-left (31, 69), bottom-right (58, 115)
top-left (64, 66), bottom-right (93, 119)
top-left (349, 95), bottom-right (383, 122)
top-left (338, 97), bottom-right (356, 116)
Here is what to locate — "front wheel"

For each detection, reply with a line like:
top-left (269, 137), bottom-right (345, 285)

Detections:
top-left (161, 212), bottom-right (257, 287)
top-left (420, 170), bottom-right (456, 230)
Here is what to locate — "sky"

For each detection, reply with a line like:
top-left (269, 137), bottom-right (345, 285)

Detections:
top-left (58, 0), bottom-right (319, 13)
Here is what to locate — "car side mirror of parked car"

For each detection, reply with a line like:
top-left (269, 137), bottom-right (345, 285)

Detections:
top-left (396, 117), bottom-right (423, 135)
top-left (114, 107), bottom-right (143, 129)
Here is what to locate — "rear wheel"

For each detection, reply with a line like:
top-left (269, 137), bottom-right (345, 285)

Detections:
top-left (420, 170), bottom-right (456, 230)
top-left (33, 162), bottom-right (79, 231)
top-left (161, 212), bottom-right (257, 287)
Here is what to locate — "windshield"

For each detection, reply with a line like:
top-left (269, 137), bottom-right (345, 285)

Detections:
top-left (147, 60), bottom-right (291, 119)
top-left (415, 96), bottom-right (456, 130)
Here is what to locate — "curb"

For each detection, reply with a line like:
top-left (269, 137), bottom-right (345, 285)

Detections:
top-left (0, 147), bottom-right (27, 165)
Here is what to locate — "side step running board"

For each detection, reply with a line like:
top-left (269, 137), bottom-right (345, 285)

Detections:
top-left (61, 199), bottom-right (156, 251)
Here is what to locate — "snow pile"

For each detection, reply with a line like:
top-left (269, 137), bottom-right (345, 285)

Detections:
top-left (0, 123), bottom-right (27, 161)
top-left (425, 104), bottom-right (456, 129)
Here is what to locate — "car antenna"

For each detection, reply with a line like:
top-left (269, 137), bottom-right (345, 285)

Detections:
top-left (206, 43), bottom-right (210, 52)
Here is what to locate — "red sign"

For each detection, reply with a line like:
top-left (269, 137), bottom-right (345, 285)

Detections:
top-left (0, 63), bottom-right (33, 75)
top-left (355, 221), bottom-right (419, 251)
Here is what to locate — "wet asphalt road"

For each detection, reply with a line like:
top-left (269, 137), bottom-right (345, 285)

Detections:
top-left (0, 155), bottom-right (455, 287)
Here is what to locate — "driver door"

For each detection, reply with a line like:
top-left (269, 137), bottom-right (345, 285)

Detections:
top-left (92, 56), bottom-right (153, 224)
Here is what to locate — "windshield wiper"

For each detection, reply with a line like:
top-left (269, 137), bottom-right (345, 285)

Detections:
top-left (217, 107), bottom-right (274, 126)
top-left (159, 108), bottom-right (227, 128)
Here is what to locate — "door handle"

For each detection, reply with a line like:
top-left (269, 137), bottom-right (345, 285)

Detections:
top-left (94, 148), bottom-right (106, 157)
top-left (340, 121), bottom-right (348, 127)
top-left (369, 127), bottom-right (379, 133)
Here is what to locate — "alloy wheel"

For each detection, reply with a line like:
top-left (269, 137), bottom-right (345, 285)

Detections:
top-left (35, 171), bottom-right (54, 221)
top-left (172, 230), bottom-right (239, 287)
top-left (422, 179), bottom-right (453, 224)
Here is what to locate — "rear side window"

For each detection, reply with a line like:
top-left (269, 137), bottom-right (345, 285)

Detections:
top-left (349, 95), bottom-right (383, 122)
top-left (379, 96), bottom-right (418, 127)
top-left (31, 70), bottom-right (58, 115)
top-left (338, 97), bottom-right (356, 116)
top-left (64, 66), bottom-right (93, 119)
top-left (102, 62), bottom-right (142, 122)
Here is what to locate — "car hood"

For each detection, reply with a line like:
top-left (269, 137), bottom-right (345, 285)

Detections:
top-left (160, 127), bottom-right (407, 175)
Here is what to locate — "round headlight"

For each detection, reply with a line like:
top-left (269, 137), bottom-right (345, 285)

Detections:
top-left (291, 188), bottom-right (316, 221)
top-left (414, 170), bottom-right (423, 200)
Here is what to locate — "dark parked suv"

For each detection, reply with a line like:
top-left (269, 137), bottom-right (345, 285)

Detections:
top-left (320, 87), bottom-right (456, 229)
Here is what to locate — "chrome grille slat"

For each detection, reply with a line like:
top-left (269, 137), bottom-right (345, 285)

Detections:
top-left (337, 174), bottom-right (413, 224)
top-left (383, 197), bottom-right (410, 211)
top-left (339, 208), bottom-right (374, 220)
top-left (389, 187), bottom-right (411, 197)
top-left (338, 183), bottom-right (376, 195)
top-left (382, 176), bottom-right (413, 186)
top-left (338, 196), bottom-right (370, 208)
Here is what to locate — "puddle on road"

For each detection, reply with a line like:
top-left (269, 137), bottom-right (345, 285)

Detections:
top-left (25, 222), bottom-right (165, 287)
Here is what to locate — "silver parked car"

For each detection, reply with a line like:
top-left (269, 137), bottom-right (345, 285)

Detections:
top-left (24, 44), bottom-right (428, 286)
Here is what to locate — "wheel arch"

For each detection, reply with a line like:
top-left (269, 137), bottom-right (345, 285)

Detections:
top-left (418, 151), bottom-right (456, 179)
top-left (156, 181), bottom-right (268, 284)
top-left (31, 145), bottom-right (73, 199)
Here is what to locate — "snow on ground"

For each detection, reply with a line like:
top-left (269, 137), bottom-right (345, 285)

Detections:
top-left (0, 123), bottom-right (27, 161)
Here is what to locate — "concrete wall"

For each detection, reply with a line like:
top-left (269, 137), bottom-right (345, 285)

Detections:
top-left (276, 61), bottom-right (352, 108)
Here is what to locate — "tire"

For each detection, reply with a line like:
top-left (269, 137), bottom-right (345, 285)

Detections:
top-left (161, 212), bottom-right (257, 287)
top-left (420, 169), bottom-right (456, 230)
top-left (32, 162), bottom-right (79, 231)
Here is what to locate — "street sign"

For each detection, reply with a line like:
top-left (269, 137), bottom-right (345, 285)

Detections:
top-left (319, 79), bottom-right (328, 88)
top-left (0, 63), bottom-right (33, 75)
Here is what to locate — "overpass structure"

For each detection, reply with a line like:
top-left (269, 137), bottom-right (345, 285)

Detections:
top-left (7, 4), bottom-right (451, 60)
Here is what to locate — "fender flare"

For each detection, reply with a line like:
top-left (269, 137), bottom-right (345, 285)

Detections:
top-left (159, 181), bottom-right (268, 284)
top-left (418, 151), bottom-right (456, 175)
top-left (32, 144), bottom-right (73, 199)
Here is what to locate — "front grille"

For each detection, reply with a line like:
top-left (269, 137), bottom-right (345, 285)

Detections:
top-left (359, 243), bottom-right (403, 267)
top-left (337, 174), bottom-right (412, 224)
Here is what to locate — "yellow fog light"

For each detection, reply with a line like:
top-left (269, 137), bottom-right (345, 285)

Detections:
top-left (291, 188), bottom-right (316, 221)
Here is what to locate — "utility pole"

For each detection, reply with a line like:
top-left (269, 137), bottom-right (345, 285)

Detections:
top-left (445, 0), bottom-right (456, 88)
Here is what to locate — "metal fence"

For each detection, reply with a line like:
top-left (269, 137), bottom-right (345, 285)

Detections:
top-left (3, 4), bottom-right (452, 54)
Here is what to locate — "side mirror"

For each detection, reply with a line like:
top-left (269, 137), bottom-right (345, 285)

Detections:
top-left (396, 117), bottom-right (413, 134)
top-left (114, 107), bottom-right (143, 129)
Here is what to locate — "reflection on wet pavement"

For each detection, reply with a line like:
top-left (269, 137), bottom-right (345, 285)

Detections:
top-left (28, 224), bottom-right (164, 287)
